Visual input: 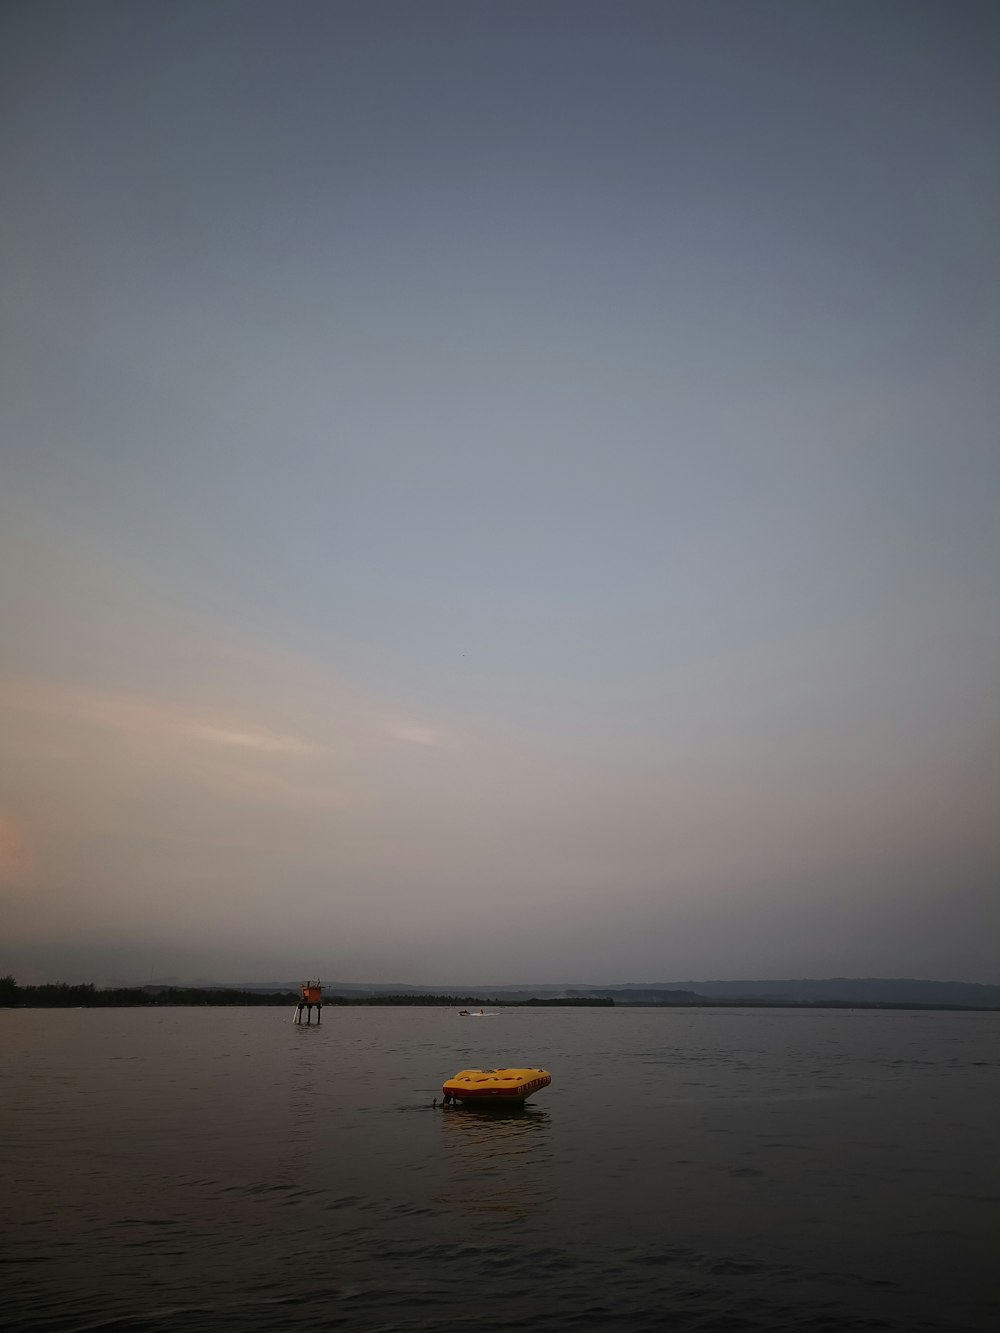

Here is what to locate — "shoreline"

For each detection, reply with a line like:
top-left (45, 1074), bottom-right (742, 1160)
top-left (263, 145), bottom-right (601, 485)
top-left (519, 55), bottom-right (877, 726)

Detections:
top-left (3, 996), bottom-right (997, 1013)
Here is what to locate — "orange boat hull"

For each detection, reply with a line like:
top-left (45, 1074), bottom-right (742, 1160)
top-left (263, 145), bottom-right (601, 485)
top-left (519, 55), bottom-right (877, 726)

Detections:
top-left (442, 1067), bottom-right (551, 1104)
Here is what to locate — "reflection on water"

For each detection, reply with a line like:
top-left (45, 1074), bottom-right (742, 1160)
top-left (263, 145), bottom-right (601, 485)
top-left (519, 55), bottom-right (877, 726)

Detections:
top-left (441, 1104), bottom-right (550, 1159)
top-left (271, 1023), bottom-right (326, 1188)
top-left (439, 1104), bottom-right (552, 1219)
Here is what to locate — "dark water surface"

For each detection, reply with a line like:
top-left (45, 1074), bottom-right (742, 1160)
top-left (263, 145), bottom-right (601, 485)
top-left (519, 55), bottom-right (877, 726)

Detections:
top-left (3, 1006), bottom-right (999, 1332)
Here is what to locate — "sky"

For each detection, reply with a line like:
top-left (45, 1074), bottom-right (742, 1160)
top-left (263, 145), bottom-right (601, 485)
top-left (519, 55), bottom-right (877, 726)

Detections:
top-left (1, 1), bottom-right (998, 986)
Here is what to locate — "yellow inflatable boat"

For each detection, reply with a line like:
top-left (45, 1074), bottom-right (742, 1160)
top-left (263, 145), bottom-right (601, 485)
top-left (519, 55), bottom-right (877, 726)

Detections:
top-left (442, 1067), bottom-right (551, 1105)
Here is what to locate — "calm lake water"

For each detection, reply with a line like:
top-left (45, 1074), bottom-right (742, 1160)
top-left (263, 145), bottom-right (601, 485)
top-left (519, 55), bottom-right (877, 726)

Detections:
top-left (3, 1006), bottom-right (999, 1332)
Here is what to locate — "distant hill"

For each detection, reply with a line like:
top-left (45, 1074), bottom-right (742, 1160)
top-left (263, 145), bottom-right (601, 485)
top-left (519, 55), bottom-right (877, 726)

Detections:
top-left (222, 977), bottom-right (1000, 1008)
top-left (626, 978), bottom-right (1000, 1006)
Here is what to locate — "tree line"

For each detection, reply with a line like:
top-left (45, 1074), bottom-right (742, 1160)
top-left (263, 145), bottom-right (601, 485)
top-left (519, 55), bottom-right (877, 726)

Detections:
top-left (0, 977), bottom-right (613, 1008)
top-left (0, 978), bottom-right (301, 1007)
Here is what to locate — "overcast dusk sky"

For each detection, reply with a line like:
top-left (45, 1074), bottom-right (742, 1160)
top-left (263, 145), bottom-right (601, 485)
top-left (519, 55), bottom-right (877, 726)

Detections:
top-left (2, 1), bottom-right (998, 986)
